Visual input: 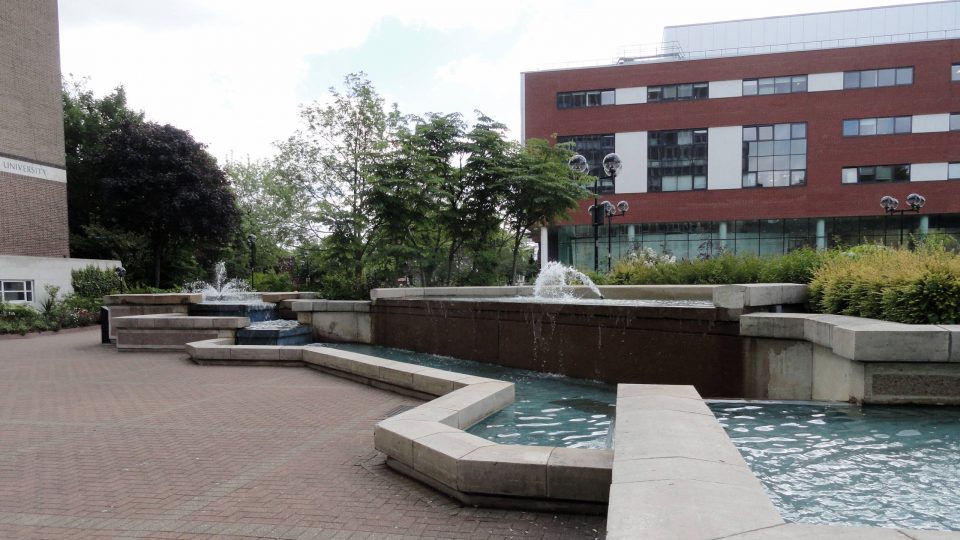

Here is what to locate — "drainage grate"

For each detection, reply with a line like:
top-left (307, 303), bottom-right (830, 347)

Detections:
top-left (382, 404), bottom-right (416, 418)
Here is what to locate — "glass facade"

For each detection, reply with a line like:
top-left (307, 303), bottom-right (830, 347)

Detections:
top-left (556, 134), bottom-right (616, 193)
top-left (648, 129), bottom-right (708, 192)
top-left (842, 67), bottom-right (913, 89)
top-left (842, 116), bottom-right (912, 136)
top-left (742, 75), bottom-right (807, 95)
top-left (647, 82), bottom-right (708, 102)
top-left (842, 164), bottom-right (911, 184)
top-left (742, 123), bottom-right (807, 188)
top-left (554, 214), bottom-right (960, 270)
top-left (557, 89), bottom-right (615, 109)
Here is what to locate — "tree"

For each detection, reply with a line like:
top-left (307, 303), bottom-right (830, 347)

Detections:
top-left (98, 120), bottom-right (240, 287)
top-left (502, 138), bottom-right (588, 281)
top-left (62, 78), bottom-right (144, 259)
top-left (275, 73), bottom-right (401, 293)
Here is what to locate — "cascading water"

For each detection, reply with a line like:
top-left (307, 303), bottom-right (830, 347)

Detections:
top-left (185, 261), bottom-right (259, 302)
top-left (532, 261), bottom-right (604, 299)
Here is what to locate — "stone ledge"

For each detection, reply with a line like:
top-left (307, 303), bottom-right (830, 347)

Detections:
top-left (183, 339), bottom-right (612, 510)
top-left (289, 300), bottom-right (371, 313)
top-left (104, 293), bottom-right (202, 305)
top-left (115, 315), bottom-right (250, 330)
top-left (713, 284), bottom-right (808, 309)
top-left (742, 312), bottom-right (958, 362)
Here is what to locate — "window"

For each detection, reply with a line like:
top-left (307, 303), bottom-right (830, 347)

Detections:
top-left (557, 89), bottom-right (615, 109)
top-left (648, 129), bottom-right (708, 192)
top-left (842, 116), bottom-right (912, 136)
top-left (952, 64), bottom-right (960, 82)
top-left (950, 163), bottom-right (960, 180)
top-left (952, 113), bottom-right (960, 131)
top-left (743, 123), bottom-right (807, 188)
top-left (647, 82), bottom-right (708, 102)
top-left (557, 134), bottom-right (616, 193)
top-left (841, 164), bottom-right (911, 184)
top-left (843, 67), bottom-right (913, 89)
top-left (0, 280), bottom-right (33, 303)
top-left (742, 75), bottom-right (807, 96)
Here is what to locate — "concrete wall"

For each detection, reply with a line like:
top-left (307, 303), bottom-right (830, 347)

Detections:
top-left (0, 255), bottom-right (120, 307)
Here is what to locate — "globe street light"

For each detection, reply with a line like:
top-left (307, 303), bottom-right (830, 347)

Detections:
top-left (568, 152), bottom-right (622, 272)
top-left (880, 193), bottom-right (926, 246)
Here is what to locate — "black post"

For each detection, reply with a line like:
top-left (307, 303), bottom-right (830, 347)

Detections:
top-left (593, 177), bottom-right (600, 273)
top-left (607, 213), bottom-right (613, 272)
top-left (899, 211), bottom-right (904, 247)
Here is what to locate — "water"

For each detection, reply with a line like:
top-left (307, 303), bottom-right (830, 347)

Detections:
top-left (711, 402), bottom-right (960, 531)
top-left (532, 261), bottom-right (604, 299)
top-left (438, 296), bottom-right (714, 308)
top-left (319, 343), bottom-right (616, 448)
top-left (247, 319), bottom-right (301, 330)
top-left (184, 261), bottom-right (260, 302)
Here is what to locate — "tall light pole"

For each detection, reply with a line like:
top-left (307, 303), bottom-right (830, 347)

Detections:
top-left (880, 193), bottom-right (926, 247)
top-left (568, 152), bottom-right (622, 272)
top-left (246, 233), bottom-right (257, 290)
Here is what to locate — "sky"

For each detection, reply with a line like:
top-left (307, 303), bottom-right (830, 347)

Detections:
top-left (58, 0), bottom-right (938, 162)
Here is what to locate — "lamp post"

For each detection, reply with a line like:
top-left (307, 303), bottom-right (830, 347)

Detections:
top-left (603, 200), bottom-right (630, 272)
top-left (246, 233), bottom-right (257, 290)
top-left (568, 152), bottom-right (622, 272)
top-left (880, 193), bottom-right (926, 246)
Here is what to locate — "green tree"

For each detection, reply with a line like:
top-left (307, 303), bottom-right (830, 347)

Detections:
top-left (275, 73), bottom-right (401, 293)
top-left (502, 138), bottom-right (587, 281)
top-left (98, 120), bottom-right (240, 287)
top-left (62, 78), bottom-right (144, 259)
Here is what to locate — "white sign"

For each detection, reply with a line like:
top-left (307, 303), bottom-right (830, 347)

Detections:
top-left (0, 155), bottom-right (67, 183)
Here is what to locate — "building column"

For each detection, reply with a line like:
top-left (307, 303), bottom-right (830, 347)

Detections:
top-left (919, 215), bottom-right (929, 236)
top-left (718, 222), bottom-right (728, 252)
top-left (540, 227), bottom-right (549, 269)
top-left (627, 225), bottom-right (636, 245)
top-left (815, 219), bottom-right (826, 250)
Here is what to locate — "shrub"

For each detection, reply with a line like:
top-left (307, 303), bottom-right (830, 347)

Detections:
top-left (809, 244), bottom-right (960, 324)
top-left (605, 248), bottom-right (826, 286)
top-left (72, 265), bottom-right (122, 299)
top-left (252, 270), bottom-right (294, 292)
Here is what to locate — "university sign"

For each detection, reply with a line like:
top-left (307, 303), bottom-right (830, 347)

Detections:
top-left (0, 155), bottom-right (67, 183)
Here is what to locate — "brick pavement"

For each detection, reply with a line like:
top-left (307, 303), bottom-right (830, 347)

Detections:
top-left (0, 329), bottom-right (606, 539)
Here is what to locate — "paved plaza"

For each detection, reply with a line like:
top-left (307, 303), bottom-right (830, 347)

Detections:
top-left (0, 329), bottom-right (605, 539)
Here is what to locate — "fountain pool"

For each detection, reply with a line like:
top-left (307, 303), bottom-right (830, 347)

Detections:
top-left (321, 343), bottom-right (960, 530)
top-left (321, 343), bottom-right (615, 449)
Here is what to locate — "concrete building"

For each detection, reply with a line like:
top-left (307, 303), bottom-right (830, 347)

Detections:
top-left (523, 1), bottom-right (960, 271)
top-left (0, 0), bottom-right (117, 307)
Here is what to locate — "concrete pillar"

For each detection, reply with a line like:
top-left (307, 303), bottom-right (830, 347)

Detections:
top-left (540, 227), bottom-right (549, 269)
top-left (816, 219), bottom-right (826, 250)
top-left (627, 225), bottom-right (636, 244)
top-left (718, 222), bottom-right (728, 251)
top-left (919, 215), bottom-right (929, 236)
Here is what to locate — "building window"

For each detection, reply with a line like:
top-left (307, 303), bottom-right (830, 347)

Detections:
top-left (0, 280), bottom-right (33, 303)
top-left (742, 123), bottom-right (807, 188)
top-left (842, 67), bottom-right (913, 89)
top-left (742, 75), bottom-right (807, 96)
top-left (557, 134), bottom-right (616, 193)
top-left (557, 89), bottom-right (615, 109)
top-left (951, 113), bottom-right (960, 131)
top-left (949, 163), bottom-right (960, 180)
top-left (648, 129), bottom-right (708, 192)
top-left (841, 164), bottom-right (911, 184)
top-left (952, 64), bottom-right (960, 82)
top-left (842, 116), bottom-right (912, 136)
top-left (647, 82), bottom-right (708, 102)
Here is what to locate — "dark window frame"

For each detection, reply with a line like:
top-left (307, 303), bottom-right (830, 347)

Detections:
top-left (841, 164), bottom-right (911, 184)
top-left (742, 122), bottom-right (807, 188)
top-left (647, 82), bottom-right (709, 103)
top-left (647, 128), bottom-right (709, 192)
top-left (842, 66), bottom-right (914, 89)
top-left (841, 115), bottom-right (912, 137)
top-left (557, 134), bottom-right (616, 193)
top-left (557, 89), bottom-right (616, 110)
top-left (742, 74), bottom-right (807, 96)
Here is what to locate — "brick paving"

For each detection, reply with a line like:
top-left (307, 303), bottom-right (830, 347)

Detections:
top-left (0, 329), bottom-right (606, 539)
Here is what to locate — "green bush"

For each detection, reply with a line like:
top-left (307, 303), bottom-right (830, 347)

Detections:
top-left (605, 248), bottom-right (826, 286)
top-left (72, 265), bottom-right (122, 299)
top-left (252, 270), bottom-right (294, 292)
top-left (809, 244), bottom-right (960, 324)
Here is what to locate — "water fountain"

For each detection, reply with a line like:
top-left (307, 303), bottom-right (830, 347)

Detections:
top-left (184, 261), bottom-right (277, 322)
top-left (531, 261), bottom-right (604, 299)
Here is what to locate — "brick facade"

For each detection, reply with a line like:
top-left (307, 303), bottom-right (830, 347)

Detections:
top-left (524, 39), bottom-right (960, 227)
top-left (0, 0), bottom-right (69, 258)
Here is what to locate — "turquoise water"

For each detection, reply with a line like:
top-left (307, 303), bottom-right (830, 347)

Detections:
top-left (711, 402), bottom-right (960, 531)
top-left (319, 343), bottom-right (615, 449)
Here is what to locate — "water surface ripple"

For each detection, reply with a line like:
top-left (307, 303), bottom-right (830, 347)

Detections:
top-left (710, 402), bottom-right (960, 531)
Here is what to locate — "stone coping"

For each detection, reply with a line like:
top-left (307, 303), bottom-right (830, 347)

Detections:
top-left (104, 293), bottom-right (202, 305)
top-left (114, 314), bottom-right (250, 330)
top-left (742, 312), bottom-right (960, 362)
top-left (287, 300), bottom-right (371, 313)
top-left (184, 338), bottom-right (612, 512)
top-left (369, 283), bottom-right (808, 308)
top-left (607, 383), bottom-right (960, 539)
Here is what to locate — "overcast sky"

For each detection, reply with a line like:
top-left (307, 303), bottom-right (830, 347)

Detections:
top-left (58, 0), bottom-right (936, 162)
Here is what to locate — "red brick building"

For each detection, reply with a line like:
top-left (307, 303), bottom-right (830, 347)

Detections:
top-left (524, 2), bottom-right (960, 271)
top-left (0, 0), bottom-right (117, 306)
